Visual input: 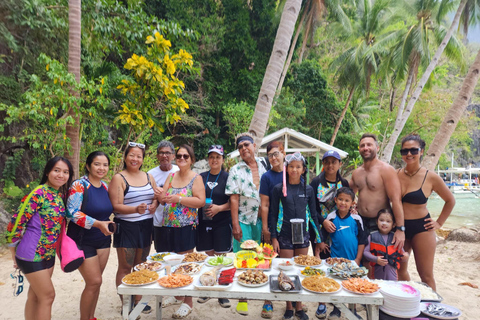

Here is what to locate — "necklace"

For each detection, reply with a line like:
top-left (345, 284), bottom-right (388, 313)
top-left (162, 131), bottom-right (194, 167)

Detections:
top-left (404, 166), bottom-right (422, 177)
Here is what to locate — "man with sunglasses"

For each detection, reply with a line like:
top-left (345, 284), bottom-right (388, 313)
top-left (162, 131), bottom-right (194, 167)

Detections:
top-left (350, 133), bottom-right (405, 251)
top-left (148, 140), bottom-right (179, 252)
top-left (225, 132), bottom-right (270, 316)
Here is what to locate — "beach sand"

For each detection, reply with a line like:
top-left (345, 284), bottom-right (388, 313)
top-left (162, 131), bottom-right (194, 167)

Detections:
top-left (0, 239), bottom-right (479, 320)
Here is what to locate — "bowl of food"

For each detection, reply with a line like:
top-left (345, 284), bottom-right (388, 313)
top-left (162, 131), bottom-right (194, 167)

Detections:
top-left (277, 261), bottom-right (294, 271)
top-left (163, 254), bottom-right (185, 266)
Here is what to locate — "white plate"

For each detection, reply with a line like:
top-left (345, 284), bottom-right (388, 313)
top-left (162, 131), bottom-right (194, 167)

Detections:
top-left (157, 275), bottom-right (194, 288)
top-left (193, 277), bottom-right (233, 291)
top-left (121, 278), bottom-right (158, 287)
top-left (292, 256), bottom-right (322, 268)
top-left (237, 280), bottom-right (269, 287)
top-left (134, 261), bottom-right (165, 272)
top-left (147, 252), bottom-right (174, 262)
top-left (172, 262), bottom-right (204, 275)
top-left (380, 306), bottom-right (420, 318)
top-left (342, 286), bottom-right (379, 295)
top-left (301, 284), bottom-right (342, 294)
top-left (206, 257), bottom-right (233, 267)
top-left (420, 302), bottom-right (462, 319)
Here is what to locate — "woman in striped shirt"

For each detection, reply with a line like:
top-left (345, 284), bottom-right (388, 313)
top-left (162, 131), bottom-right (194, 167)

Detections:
top-left (108, 142), bottom-right (158, 313)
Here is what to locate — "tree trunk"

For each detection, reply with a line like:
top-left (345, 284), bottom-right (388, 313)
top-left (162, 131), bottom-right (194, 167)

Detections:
top-left (330, 86), bottom-right (355, 145)
top-left (380, 0), bottom-right (467, 163)
top-left (297, 8), bottom-right (313, 64)
top-left (276, 2), bottom-right (309, 96)
top-left (423, 48), bottom-right (480, 170)
top-left (66, 0), bottom-right (81, 178)
top-left (248, 0), bottom-right (302, 145)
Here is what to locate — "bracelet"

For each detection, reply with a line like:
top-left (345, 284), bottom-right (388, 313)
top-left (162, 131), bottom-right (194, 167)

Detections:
top-left (178, 196), bottom-right (182, 204)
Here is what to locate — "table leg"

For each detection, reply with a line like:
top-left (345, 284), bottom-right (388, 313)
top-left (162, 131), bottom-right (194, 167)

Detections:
top-left (122, 295), bottom-right (131, 320)
top-left (128, 296), bottom-right (150, 320)
top-left (366, 304), bottom-right (379, 320)
top-left (156, 296), bottom-right (163, 320)
top-left (334, 303), bottom-right (358, 320)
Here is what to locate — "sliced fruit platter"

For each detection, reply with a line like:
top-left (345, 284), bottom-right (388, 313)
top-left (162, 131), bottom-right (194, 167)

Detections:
top-left (328, 262), bottom-right (368, 279)
top-left (206, 255), bottom-right (233, 267)
top-left (234, 250), bottom-right (272, 269)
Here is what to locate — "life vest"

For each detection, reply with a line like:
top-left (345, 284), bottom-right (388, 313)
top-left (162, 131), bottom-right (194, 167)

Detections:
top-left (369, 231), bottom-right (403, 269)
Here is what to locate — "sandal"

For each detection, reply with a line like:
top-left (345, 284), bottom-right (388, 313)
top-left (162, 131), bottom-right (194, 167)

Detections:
top-left (172, 303), bottom-right (192, 319)
top-left (283, 310), bottom-right (294, 320)
top-left (218, 298), bottom-right (231, 308)
top-left (162, 296), bottom-right (183, 308)
top-left (295, 310), bottom-right (309, 320)
top-left (197, 297), bottom-right (210, 304)
top-left (236, 302), bottom-right (248, 316)
top-left (261, 302), bottom-right (273, 319)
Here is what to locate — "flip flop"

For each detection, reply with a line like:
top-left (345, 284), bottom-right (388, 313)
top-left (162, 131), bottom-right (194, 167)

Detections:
top-left (236, 302), bottom-right (248, 316)
top-left (172, 303), bottom-right (192, 319)
top-left (261, 302), bottom-right (273, 319)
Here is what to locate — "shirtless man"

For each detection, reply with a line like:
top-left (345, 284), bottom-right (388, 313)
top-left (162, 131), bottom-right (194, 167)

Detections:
top-left (350, 133), bottom-right (405, 249)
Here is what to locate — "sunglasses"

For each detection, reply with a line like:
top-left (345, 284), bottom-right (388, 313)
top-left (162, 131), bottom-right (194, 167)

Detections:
top-left (400, 147), bottom-right (421, 156)
top-left (209, 145), bottom-right (223, 151)
top-left (267, 151), bottom-right (280, 159)
top-left (128, 142), bottom-right (145, 149)
top-left (176, 154), bottom-right (190, 160)
top-left (237, 142), bottom-right (251, 150)
top-left (10, 269), bottom-right (24, 297)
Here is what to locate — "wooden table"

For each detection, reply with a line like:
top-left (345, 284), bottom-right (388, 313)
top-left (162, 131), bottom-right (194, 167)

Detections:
top-left (118, 259), bottom-right (383, 320)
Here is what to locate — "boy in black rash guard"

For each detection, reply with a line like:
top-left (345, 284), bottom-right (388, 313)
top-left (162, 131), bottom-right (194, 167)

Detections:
top-left (269, 152), bottom-right (323, 320)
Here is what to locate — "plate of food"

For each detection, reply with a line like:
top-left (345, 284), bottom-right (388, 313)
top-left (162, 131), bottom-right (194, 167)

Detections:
top-left (277, 261), bottom-right (294, 271)
top-left (269, 271), bottom-right (302, 293)
top-left (122, 270), bottom-right (159, 286)
top-left (237, 270), bottom-right (268, 287)
top-left (182, 252), bottom-right (208, 263)
top-left (300, 266), bottom-right (326, 277)
top-left (293, 255), bottom-right (322, 267)
top-left (206, 255), bottom-right (233, 267)
top-left (172, 262), bottom-right (203, 275)
top-left (325, 257), bottom-right (351, 266)
top-left (341, 278), bottom-right (379, 295)
top-left (147, 252), bottom-right (174, 262)
top-left (134, 261), bottom-right (164, 272)
top-left (328, 262), bottom-right (368, 279)
top-left (240, 240), bottom-right (259, 250)
top-left (419, 302), bottom-right (462, 319)
top-left (157, 274), bottom-right (194, 288)
top-left (194, 268), bottom-right (235, 291)
top-left (301, 275), bottom-right (341, 294)
top-left (234, 250), bottom-right (271, 269)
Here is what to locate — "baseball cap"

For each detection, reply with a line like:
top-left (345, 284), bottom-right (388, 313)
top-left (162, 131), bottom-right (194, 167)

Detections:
top-left (208, 145), bottom-right (224, 156)
top-left (322, 150), bottom-right (341, 161)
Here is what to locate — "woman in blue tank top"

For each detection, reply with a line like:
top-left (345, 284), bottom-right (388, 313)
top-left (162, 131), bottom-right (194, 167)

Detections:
top-left (108, 142), bottom-right (158, 313)
top-left (66, 151), bottom-right (114, 320)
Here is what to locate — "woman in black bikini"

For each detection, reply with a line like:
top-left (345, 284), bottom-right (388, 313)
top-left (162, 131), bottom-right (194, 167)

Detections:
top-left (397, 135), bottom-right (455, 290)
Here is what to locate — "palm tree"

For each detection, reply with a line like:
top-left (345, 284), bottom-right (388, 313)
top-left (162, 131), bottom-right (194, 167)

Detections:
top-left (329, 0), bottom-right (397, 145)
top-left (248, 0), bottom-right (302, 145)
top-left (423, 48), bottom-right (480, 170)
top-left (380, 0), bottom-right (467, 162)
top-left (460, 0), bottom-right (480, 43)
top-left (65, 0), bottom-right (81, 177)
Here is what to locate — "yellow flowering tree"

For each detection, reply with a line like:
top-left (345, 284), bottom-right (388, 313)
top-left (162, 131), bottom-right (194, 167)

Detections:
top-left (117, 32), bottom-right (194, 140)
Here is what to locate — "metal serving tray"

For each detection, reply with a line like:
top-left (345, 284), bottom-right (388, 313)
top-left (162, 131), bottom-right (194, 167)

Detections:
top-left (269, 275), bottom-right (302, 293)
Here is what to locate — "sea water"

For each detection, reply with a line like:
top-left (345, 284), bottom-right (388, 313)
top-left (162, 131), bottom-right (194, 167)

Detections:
top-left (427, 193), bottom-right (480, 229)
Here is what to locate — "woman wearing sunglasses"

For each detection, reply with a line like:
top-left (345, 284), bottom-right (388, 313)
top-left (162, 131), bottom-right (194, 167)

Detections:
top-left (397, 134), bottom-right (455, 290)
top-left (108, 142), bottom-right (158, 313)
top-left (6, 156), bottom-right (74, 320)
top-left (155, 144), bottom-right (205, 319)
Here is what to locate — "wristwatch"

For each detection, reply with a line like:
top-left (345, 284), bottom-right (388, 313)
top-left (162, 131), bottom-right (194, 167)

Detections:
top-left (396, 225), bottom-right (405, 232)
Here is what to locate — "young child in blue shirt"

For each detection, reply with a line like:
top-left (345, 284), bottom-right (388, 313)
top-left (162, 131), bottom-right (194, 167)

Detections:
top-left (318, 187), bottom-right (367, 320)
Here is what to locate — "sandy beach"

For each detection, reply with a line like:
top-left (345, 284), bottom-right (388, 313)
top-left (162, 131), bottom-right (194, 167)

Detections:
top-left (0, 238), bottom-right (479, 320)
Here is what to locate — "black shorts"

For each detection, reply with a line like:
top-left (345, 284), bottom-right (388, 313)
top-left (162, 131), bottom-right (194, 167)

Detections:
top-left (405, 213), bottom-right (431, 240)
top-left (16, 257), bottom-right (55, 274)
top-left (113, 218), bottom-right (153, 249)
top-left (196, 223), bottom-right (233, 253)
top-left (154, 225), bottom-right (196, 253)
top-left (277, 232), bottom-right (310, 250)
top-left (77, 237), bottom-right (111, 259)
top-left (361, 216), bottom-right (378, 235)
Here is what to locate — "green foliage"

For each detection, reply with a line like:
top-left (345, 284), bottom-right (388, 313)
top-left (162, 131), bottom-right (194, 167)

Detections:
top-left (1, 149), bottom-right (24, 182)
top-left (223, 101), bottom-right (255, 138)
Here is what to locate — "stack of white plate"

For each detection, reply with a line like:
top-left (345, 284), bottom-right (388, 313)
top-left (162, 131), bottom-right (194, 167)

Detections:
top-left (379, 282), bottom-right (421, 318)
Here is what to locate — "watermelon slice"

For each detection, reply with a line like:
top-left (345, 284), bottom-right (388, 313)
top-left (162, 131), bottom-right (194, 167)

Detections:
top-left (260, 243), bottom-right (278, 259)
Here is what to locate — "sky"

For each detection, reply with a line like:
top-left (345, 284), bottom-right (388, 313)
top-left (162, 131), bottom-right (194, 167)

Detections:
top-left (468, 24), bottom-right (480, 43)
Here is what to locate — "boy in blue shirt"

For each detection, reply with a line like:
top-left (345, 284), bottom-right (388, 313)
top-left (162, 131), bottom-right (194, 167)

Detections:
top-left (318, 187), bottom-right (367, 320)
